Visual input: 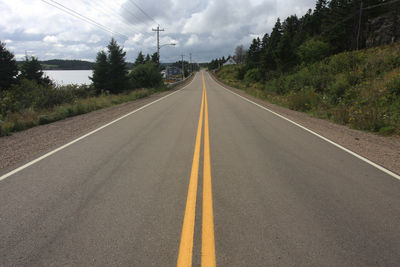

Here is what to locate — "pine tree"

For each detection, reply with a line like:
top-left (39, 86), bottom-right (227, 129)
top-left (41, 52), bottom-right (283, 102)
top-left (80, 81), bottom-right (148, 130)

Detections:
top-left (134, 51), bottom-right (145, 66)
top-left (19, 55), bottom-right (50, 84)
top-left (0, 41), bottom-right (18, 91)
top-left (107, 38), bottom-right (129, 93)
top-left (145, 54), bottom-right (151, 62)
top-left (90, 50), bottom-right (109, 93)
top-left (151, 52), bottom-right (159, 64)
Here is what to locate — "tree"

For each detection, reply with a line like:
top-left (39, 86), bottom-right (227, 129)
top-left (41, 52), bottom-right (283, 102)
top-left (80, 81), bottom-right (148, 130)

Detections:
top-left (275, 15), bottom-right (301, 70)
top-left (0, 41), bottom-right (18, 91)
top-left (134, 51), bottom-right (145, 66)
top-left (297, 39), bottom-right (330, 64)
top-left (145, 54), bottom-right (151, 63)
top-left (247, 37), bottom-right (262, 68)
top-left (234, 45), bottom-right (246, 64)
top-left (107, 38), bottom-right (129, 93)
top-left (19, 55), bottom-right (50, 85)
top-left (129, 62), bottom-right (162, 88)
top-left (151, 52), bottom-right (159, 64)
top-left (90, 50), bottom-right (109, 93)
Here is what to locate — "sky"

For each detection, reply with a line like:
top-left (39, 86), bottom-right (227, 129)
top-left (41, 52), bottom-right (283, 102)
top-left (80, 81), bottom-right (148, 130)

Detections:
top-left (0, 0), bottom-right (316, 63)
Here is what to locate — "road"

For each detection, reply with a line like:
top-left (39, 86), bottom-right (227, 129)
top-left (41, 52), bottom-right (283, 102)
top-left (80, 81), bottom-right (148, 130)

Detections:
top-left (1, 71), bottom-right (400, 266)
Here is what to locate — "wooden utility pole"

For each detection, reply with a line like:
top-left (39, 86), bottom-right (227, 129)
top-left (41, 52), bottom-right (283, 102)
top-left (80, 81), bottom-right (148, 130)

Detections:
top-left (152, 25), bottom-right (164, 63)
top-left (190, 53), bottom-right (193, 74)
top-left (181, 54), bottom-right (185, 80)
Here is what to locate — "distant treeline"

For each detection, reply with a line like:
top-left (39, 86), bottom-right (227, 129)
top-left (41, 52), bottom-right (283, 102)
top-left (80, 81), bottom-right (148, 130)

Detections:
top-left (209, 0), bottom-right (400, 75)
top-left (16, 59), bottom-right (136, 70)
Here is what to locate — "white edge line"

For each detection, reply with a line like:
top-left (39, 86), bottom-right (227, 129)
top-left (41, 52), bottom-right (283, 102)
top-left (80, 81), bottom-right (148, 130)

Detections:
top-left (0, 78), bottom-right (195, 182)
top-left (210, 74), bottom-right (400, 181)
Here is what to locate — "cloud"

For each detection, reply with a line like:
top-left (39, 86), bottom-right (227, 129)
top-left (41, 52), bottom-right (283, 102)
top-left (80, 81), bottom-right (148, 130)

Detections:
top-left (43, 36), bottom-right (58, 43)
top-left (0, 0), bottom-right (316, 62)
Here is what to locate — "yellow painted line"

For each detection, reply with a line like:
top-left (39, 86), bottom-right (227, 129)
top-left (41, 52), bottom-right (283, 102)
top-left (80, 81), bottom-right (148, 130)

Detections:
top-left (201, 73), bottom-right (216, 267)
top-left (177, 83), bottom-right (205, 267)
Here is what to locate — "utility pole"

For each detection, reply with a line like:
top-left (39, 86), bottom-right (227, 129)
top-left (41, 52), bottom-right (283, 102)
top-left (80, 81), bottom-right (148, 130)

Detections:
top-left (356, 1), bottom-right (363, 50)
top-left (189, 53), bottom-right (192, 74)
top-left (152, 25), bottom-right (164, 63)
top-left (181, 54), bottom-right (185, 80)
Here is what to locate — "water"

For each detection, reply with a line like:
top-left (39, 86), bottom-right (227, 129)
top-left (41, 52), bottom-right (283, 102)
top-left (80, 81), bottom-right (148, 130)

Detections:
top-left (44, 70), bottom-right (93, 85)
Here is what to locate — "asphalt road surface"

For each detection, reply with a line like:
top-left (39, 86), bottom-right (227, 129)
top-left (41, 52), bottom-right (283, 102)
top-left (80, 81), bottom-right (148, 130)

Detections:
top-left (1, 71), bottom-right (400, 266)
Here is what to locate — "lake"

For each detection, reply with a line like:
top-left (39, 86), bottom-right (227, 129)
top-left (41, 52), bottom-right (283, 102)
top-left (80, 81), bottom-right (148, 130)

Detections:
top-left (44, 70), bottom-right (93, 85)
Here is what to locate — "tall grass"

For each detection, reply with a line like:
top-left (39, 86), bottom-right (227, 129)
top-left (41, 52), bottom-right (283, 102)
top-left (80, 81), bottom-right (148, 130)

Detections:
top-left (0, 79), bottom-right (164, 136)
top-left (217, 43), bottom-right (400, 135)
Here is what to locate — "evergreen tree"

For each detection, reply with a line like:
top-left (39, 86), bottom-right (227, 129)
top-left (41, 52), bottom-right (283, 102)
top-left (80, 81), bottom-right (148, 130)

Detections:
top-left (90, 50), bottom-right (109, 93)
top-left (0, 41), bottom-right (18, 91)
top-left (276, 15), bottom-right (301, 70)
top-left (247, 37), bottom-right (262, 68)
top-left (151, 52), bottom-right (159, 64)
top-left (145, 54), bottom-right (151, 62)
top-left (19, 55), bottom-right (50, 85)
top-left (107, 38), bottom-right (129, 93)
top-left (134, 51), bottom-right (145, 66)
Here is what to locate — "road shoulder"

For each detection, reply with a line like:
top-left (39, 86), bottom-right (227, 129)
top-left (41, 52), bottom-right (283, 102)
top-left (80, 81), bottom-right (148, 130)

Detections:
top-left (0, 77), bottom-right (194, 172)
top-left (209, 72), bottom-right (400, 176)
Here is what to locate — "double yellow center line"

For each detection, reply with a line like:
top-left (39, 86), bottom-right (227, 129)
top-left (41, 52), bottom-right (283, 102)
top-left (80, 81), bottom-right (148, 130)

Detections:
top-left (177, 72), bottom-right (216, 267)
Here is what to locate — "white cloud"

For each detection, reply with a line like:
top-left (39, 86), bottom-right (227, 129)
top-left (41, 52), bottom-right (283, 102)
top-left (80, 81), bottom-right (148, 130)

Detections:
top-left (0, 0), bottom-right (316, 62)
top-left (43, 36), bottom-right (58, 43)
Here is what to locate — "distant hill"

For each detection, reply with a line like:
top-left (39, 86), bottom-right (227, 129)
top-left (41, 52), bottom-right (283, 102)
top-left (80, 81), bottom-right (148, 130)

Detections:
top-left (40, 59), bottom-right (94, 70)
top-left (16, 59), bottom-right (164, 70)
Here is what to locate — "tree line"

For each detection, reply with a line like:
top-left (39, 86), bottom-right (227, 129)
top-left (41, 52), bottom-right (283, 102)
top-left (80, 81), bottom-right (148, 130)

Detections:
top-left (209, 0), bottom-right (400, 81)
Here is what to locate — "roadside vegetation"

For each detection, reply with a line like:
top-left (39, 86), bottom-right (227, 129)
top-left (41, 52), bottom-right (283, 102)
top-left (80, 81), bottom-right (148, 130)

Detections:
top-left (216, 43), bottom-right (400, 135)
top-left (210, 0), bottom-right (400, 135)
top-left (0, 39), bottom-right (165, 136)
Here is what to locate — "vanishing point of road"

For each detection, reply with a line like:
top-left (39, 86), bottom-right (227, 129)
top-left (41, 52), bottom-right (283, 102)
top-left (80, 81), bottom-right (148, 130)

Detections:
top-left (1, 71), bottom-right (400, 266)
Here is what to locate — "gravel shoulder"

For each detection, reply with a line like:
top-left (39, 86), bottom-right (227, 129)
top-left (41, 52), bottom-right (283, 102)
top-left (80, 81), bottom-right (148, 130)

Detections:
top-left (0, 77), bottom-right (194, 173)
top-left (210, 73), bottom-right (400, 176)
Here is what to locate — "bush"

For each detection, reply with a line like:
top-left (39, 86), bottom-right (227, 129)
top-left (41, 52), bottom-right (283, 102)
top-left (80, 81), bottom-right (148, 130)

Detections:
top-left (244, 68), bottom-right (263, 83)
top-left (236, 66), bottom-right (247, 80)
top-left (287, 87), bottom-right (319, 111)
top-left (386, 77), bottom-right (400, 96)
top-left (328, 74), bottom-right (350, 104)
top-left (38, 115), bottom-right (52, 125)
top-left (129, 62), bottom-right (162, 89)
top-left (298, 39), bottom-right (330, 64)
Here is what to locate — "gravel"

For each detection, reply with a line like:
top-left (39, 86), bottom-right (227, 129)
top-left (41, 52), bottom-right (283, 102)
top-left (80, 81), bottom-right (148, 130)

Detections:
top-left (0, 78), bottom-right (193, 173)
top-left (210, 74), bottom-right (400, 176)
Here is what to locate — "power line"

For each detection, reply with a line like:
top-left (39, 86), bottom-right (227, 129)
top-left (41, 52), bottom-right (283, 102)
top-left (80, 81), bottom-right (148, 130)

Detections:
top-left (106, 0), bottom-right (150, 27)
top-left (83, 0), bottom-right (143, 34)
top-left (362, 0), bottom-right (400, 10)
top-left (41, 0), bottom-right (128, 39)
top-left (127, 0), bottom-right (159, 25)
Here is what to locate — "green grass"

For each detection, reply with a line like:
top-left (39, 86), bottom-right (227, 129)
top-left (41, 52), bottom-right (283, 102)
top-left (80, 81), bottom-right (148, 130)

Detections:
top-left (216, 43), bottom-right (400, 135)
top-left (0, 87), bottom-right (163, 136)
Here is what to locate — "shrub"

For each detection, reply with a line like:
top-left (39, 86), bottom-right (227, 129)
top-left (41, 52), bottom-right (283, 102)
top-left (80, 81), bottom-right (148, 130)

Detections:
top-left (129, 62), bottom-right (162, 89)
top-left (287, 87), bottom-right (319, 112)
top-left (328, 74), bottom-right (350, 104)
top-left (386, 77), bottom-right (400, 96)
top-left (38, 115), bottom-right (52, 125)
top-left (236, 66), bottom-right (247, 80)
top-left (298, 39), bottom-right (330, 64)
top-left (244, 68), bottom-right (263, 84)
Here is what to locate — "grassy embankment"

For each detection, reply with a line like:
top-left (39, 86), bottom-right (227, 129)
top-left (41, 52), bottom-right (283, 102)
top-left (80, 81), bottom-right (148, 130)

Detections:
top-left (216, 43), bottom-right (400, 135)
top-left (0, 81), bottom-right (169, 136)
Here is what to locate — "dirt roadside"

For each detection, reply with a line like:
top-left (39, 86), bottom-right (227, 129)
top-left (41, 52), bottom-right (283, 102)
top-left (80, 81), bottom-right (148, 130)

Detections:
top-left (209, 72), bottom-right (400, 176)
top-left (0, 76), bottom-right (194, 172)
